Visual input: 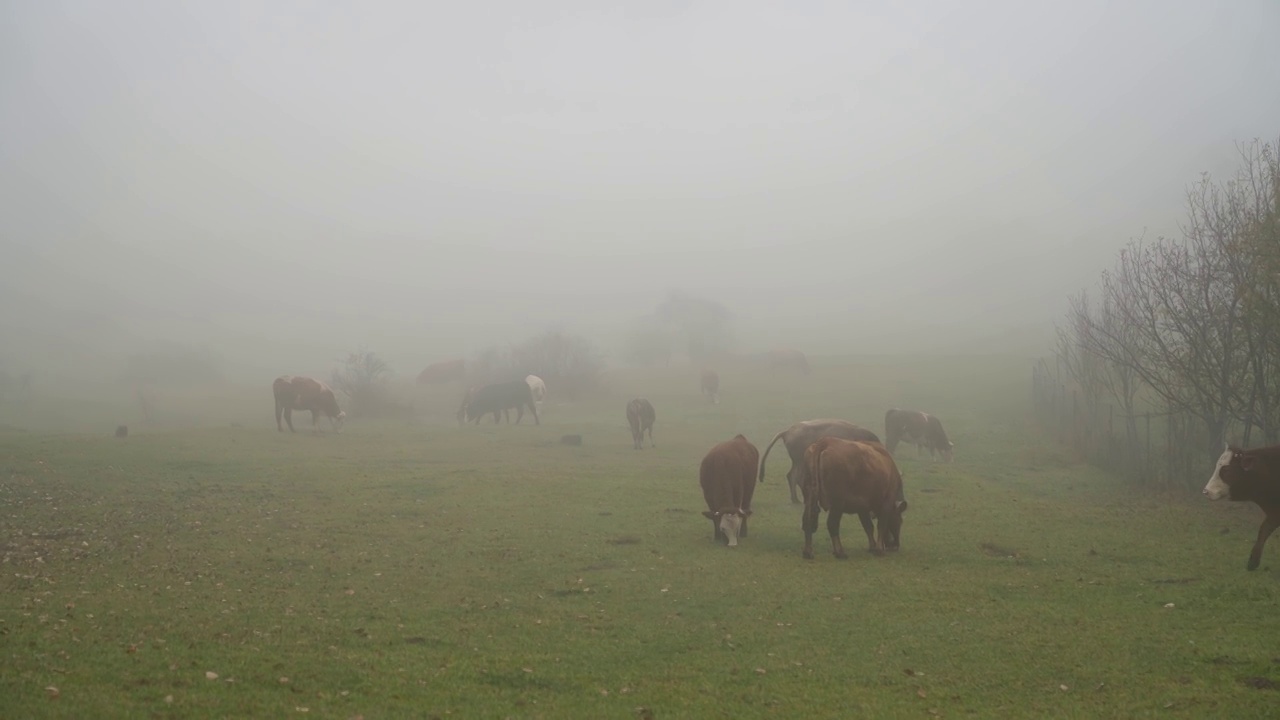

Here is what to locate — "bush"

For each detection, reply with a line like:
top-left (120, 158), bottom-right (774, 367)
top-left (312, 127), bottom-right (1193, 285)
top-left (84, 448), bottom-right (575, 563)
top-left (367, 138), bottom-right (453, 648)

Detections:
top-left (331, 349), bottom-right (406, 418)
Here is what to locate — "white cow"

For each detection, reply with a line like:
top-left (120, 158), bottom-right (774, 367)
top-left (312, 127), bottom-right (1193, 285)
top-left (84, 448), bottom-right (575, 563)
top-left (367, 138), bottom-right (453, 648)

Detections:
top-left (526, 375), bottom-right (547, 413)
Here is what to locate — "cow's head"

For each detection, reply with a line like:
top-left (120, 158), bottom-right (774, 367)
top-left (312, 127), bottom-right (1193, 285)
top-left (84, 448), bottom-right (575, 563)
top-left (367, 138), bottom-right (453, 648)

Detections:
top-left (1204, 443), bottom-right (1251, 500)
top-left (878, 500), bottom-right (908, 551)
top-left (941, 442), bottom-right (955, 463)
top-left (703, 509), bottom-right (747, 547)
top-left (331, 410), bottom-right (346, 433)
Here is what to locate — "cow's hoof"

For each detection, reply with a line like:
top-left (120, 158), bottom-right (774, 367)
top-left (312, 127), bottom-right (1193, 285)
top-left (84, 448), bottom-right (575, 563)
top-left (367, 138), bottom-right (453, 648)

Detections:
top-left (1247, 560), bottom-right (1260, 571)
top-left (834, 551), bottom-right (848, 560)
top-left (802, 550), bottom-right (814, 560)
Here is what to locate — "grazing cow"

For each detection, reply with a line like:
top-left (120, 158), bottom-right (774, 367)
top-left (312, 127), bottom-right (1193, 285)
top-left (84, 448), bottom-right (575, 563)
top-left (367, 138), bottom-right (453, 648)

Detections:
top-left (701, 369), bottom-right (720, 404)
top-left (699, 434), bottom-right (759, 547)
top-left (460, 380), bottom-right (539, 425)
top-left (801, 437), bottom-right (908, 560)
top-left (526, 375), bottom-right (547, 412)
top-left (273, 375), bottom-right (346, 433)
top-left (768, 349), bottom-right (810, 376)
top-left (1203, 443), bottom-right (1280, 571)
top-left (416, 358), bottom-right (467, 385)
top-left (884, 408), bottom-right (954, 462)
top-left (626, 398), bottom-right (656, 450)
top-left (759, 419), bottom-right (883, 504)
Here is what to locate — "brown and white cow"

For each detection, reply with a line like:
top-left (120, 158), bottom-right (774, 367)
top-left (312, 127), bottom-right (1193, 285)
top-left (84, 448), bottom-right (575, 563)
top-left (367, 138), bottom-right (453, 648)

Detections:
top-left (273, 375), bottom-right (345, 433)
top-left (759, 419), bottom-right (883, 503)
top-left (768, 349), bottom-right (810, 376)
top-left (416, 358), bottom-right (467, 385)
top-left (1203, 443), bottom-right (1280, 571)
top-left (699, 434), bottom-right (759, 547)
top-left (884, 408), bottom-right (954, 462)
top-left (701, 369), bottom-right (720, 404)
top-left (626, 398), bottom-right (656, 450)
top-left (801, 437), bottom-right (907, 560)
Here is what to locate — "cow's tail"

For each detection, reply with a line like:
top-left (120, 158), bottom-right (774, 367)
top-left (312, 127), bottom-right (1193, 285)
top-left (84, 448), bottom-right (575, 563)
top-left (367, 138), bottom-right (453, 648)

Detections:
top-left (758, 429), bottom-right (787, 482)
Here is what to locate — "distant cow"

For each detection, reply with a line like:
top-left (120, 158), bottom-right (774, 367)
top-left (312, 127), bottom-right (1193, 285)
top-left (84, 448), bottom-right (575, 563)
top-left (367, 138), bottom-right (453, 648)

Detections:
top-left (768, 349), bottom-right (810, 376)
top-left (801, 437), bottom-right (908, 560)
top-left (416, 358), bottom-right (467, 385)
top-left (699, 434), bottom-right (759, 547)
top-left (1203, 443), bottom-right (1280, 571)
top-left (701, 369), bottom-right (720, 404)
top-left (460, 380), bottom-right (539, 425)
top-left (759, 419), bottom-right (882, 504)
top-left (626, 398), bottom-right (656, 450)
top-left (526, 375), bottom-right (547, 412)
top-left (273, 375), bottom-right (346, 433)
top-left (884, 408), bottom-right (954, 462)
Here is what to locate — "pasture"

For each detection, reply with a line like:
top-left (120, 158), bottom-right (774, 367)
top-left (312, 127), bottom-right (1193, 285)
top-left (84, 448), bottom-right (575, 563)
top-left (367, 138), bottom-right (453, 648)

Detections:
top-left (2, 355), bottom-right (1278, 719)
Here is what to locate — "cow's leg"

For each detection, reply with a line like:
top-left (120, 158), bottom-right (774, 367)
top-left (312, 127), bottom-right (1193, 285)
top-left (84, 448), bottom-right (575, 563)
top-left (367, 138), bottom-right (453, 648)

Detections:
top-left (827, 510), bottom-right (847, 559)
top-left (275, 399), bottom-right (284, 431)
top-left (801, 501), bottom-right (821, 560)
top-left (647, 425), bottom-right (655, 447)
top-left (514, 405), bottom-right (524, 424)
top-left (1247, 510), bottom-right (1280, 571)
top-left (529, 401), bottom-right (539, 426)
top-left (787, 467), bottom-right (801, 504)
top-left (284, 407), bottom-right (296, 433)
top-left (857, 512), bottom-right (878, 553)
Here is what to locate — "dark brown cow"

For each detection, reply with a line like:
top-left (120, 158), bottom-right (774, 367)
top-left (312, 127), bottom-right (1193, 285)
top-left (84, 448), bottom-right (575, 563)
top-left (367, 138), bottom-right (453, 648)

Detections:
top-left (699, 434), bottom-right (759, 547)
top-left (701, 369), bottom-right (720, 404)
top-left (759, 419), bottom-right (882, 503)
top-left (801, 437), bottom-right (907, 560)
top-left (1203, 443), bottom-right (1280, 571)
top-left (274, 375), bottom-right (345, 433)
top-left (416, 358), bottom-right (467, 385)
top-left (884, 408), bottom-right (954, 462)
top-left (626, 398), bottom-right (656, 450)
top-left (768, 349), bottom-right (810, 376)
top-left (459, 380), bottom-right (539, 425)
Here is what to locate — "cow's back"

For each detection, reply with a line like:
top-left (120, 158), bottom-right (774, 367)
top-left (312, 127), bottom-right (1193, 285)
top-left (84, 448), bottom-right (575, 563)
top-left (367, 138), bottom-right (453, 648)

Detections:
top-left (807, 437), bottom-right (899, 508)
top-left (701, 437), bottom-right (753, 512)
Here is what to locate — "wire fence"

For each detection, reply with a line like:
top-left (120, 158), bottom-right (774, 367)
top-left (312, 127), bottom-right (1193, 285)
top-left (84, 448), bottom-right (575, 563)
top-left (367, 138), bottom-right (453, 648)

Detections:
top-left (1031, 357), bottom-right (1210, 491)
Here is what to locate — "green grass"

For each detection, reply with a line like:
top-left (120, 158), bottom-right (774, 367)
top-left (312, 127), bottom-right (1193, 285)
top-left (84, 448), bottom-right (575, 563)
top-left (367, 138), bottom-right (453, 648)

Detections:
top-left (2, 355), bottom-right (1278, 719)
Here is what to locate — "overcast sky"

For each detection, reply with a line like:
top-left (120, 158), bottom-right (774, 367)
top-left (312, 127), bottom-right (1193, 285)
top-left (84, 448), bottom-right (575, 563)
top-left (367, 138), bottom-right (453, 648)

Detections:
top-left (2, 0), bottom-right (1277, 371)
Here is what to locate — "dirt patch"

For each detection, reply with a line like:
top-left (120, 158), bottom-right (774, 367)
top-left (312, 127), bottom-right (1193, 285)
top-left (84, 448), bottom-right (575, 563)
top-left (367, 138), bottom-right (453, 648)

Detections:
top-left (1242, 676), bottom-right (1278, 690)
top-left (1150, 578), bottom-right (1199, 585)
top-left (607, 536), bottom-right (641, 546)
top-left (979, 542), bottom-right (1019, 558)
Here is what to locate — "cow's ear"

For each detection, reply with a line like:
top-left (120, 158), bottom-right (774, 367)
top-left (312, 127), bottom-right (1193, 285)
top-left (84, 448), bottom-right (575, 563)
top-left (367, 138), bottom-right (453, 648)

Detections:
top-left (701, 511), bottom-right (717, 520)
top-left (1240, 455), bottom-right (1258, 471)
top-left (897, 501), bottom-right (909, 514)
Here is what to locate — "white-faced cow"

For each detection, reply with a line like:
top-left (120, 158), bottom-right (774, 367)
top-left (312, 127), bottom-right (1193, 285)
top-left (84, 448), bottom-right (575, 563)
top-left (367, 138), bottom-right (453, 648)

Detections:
top-left (459, 380), bottom-right (539, 425)
top-left (701, 369), bottom-right (720, 404)
top-left (626, 398), bottom-right (656, 450)
top-left (884, 408), bottom-right (954, 462)
top-left (273, 376), bottom-right (346, 433)
top-left (417, 358), bottom-right (467, 385)
top-left (768, 349), bottom-right (810, 376)
top-left (759, 419), bottom-right (883, 503)
top-left (526, 375), bottom-right (547, 413)
top-left (1203, 443), bottom-right (1280, 571)
top-left (801, 437), bottom-right (907, 560)
top-left (700, 434), bottom-right (759, 547)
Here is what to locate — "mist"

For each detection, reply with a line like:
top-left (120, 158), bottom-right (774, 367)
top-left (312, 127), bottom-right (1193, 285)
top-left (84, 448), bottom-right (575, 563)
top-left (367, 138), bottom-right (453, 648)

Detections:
top-left (3, 0), bottom-right (1278, 383)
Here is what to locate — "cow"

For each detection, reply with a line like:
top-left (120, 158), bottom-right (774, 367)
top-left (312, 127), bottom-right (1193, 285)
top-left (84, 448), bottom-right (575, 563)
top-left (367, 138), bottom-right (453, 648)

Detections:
top-left (459, 380), bottom-right (539, 425)
top-left (768, 349), bottom-right (810, 376)
top-left (626, 398), bottom-right (656, 450)
top-left (699, 434), bottom-right (759, 547)
top-left (1203, 443), bottom-right (1280, 571)
top-left (273, 375), bottom-right (346, 433)
top-left (801, 437), bottom-right (908, 560)
top-left (759, 419), bottom-right (883, 504)
top-left (526, 375), bottom-right (547, 413)
top-left (416, 358), bottom-right (467, 385)
top-left (701, 369), bottom-right (720, 404)
top-left (884, 408), bottom-right (954, 462)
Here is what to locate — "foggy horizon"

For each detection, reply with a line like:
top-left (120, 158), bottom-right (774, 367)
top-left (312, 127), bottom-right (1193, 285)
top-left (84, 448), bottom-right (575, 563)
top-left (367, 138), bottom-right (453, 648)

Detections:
top-left (3, 1), bottom-right (1278, 379)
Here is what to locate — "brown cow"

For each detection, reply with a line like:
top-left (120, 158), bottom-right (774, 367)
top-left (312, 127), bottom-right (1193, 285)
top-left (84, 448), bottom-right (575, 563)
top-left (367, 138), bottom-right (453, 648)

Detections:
top-left (768, 349), bottom-right (810, 376)
top-left (759, 419), bottom-right (883, 503)
top-left (884, 408), bottom-right (954, 462)
top-left (274, 376), bottom-right (345, 433)
top-left (626, 398), bottom-right (656, 450)
top-left (699, 434), bottom-right (759, 547)
top-left (416, 358), bottom-right (467, 385)
top-left (1203, 443), bottom-right (1280, 571)
top-left (801, 437), bottom-right (907, 560)
top-left (701, 369), bottom-right (720, 404)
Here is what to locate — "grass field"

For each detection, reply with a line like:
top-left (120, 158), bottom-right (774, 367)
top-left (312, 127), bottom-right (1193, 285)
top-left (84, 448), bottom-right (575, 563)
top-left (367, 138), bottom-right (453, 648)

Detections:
top-left (2, 355), bottom-right (1278, 719)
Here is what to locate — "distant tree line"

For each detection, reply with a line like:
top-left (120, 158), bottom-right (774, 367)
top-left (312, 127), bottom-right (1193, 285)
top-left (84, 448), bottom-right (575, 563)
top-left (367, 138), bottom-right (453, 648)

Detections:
top-left (1055, 137), bottom-right (1280, 461)
top-left (624, 290), bottom-right (734, 366)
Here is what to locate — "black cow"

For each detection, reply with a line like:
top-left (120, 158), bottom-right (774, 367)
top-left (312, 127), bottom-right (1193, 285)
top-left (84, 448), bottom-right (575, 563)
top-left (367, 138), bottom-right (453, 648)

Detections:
top-left (461, 380), bottom-right (539, 425)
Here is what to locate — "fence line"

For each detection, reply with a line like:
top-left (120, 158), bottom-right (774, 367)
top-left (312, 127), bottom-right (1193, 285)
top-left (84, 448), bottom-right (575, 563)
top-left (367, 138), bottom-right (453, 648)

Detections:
top-left (1030, 357), bottom-right (1207, 490)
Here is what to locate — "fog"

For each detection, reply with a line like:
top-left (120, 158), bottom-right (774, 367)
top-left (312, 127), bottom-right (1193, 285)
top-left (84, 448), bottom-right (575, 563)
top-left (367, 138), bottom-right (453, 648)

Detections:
top-left (3, 0), bottom-right (1278, 382)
